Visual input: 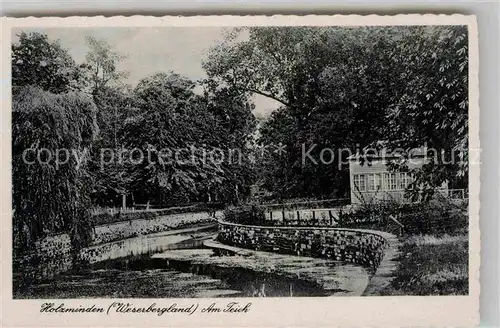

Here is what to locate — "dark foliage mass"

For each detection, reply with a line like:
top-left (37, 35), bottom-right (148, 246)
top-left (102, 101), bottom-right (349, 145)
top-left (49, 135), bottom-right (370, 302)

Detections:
top-left (12, 86), bottom-right (97, 258)
top-left (223, 205), bottom-right (267, 226)
top-left (204, 26), bottom-right (468, 200)
top-left (12, 32), bottom-right (83, 94)
top-left (339, 199), bottom-right (468, 236)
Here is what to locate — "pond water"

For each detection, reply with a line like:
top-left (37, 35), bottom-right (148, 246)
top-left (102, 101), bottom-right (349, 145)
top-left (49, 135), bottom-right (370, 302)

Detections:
top-left (15, 228), bottom-right (369, 298)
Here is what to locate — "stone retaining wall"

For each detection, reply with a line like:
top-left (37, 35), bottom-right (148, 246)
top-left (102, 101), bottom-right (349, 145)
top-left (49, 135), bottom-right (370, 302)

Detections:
top-left (13, 234), bottom-right (74, 282)
top-left (14, 212), bottom-right (217, 281)
top-left (93, 212), bottom-right (215, 244)
top-left (217, 220), bottom-right (396, 274)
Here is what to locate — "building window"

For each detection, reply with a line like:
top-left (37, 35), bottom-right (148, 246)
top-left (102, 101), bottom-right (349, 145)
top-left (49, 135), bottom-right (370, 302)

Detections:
top-left (400, 172), bottom-right (414, 190)
top-left (367, 173), bottom-right (382, 191)
top-left (353, 174), bottom-right (366, 191)
top-left (389, 173), bottom-right (397, 190)
top-left (375, 174), bottom-right (382, 190)
top-left (384, 173), bottom-right (398, 190)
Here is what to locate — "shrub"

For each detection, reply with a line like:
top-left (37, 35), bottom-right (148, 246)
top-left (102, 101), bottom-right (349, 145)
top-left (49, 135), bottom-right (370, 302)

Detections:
top-left (91, 211), bottom-right (158, 226)
top-left (155, 203), bottom-right (223, 216)
top-left (339, 199), bottom-right (468, 236)
top-left (91, 203), bottom-right (224, 226)
top-left (397, 204), bottom-right (467, 236)
top-left (223, 205), bottom-right (267, 225)
top-left (261, 198), bottom-right (349, 211)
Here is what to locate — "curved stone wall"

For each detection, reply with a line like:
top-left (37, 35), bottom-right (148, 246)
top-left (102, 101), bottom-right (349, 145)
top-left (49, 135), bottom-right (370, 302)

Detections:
top-left (217, 220), bottom-right (397, 274)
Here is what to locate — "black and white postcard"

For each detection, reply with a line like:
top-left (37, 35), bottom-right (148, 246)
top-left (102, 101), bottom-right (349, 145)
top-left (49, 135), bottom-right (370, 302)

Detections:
top-left (1, 14), bottom-right (480, 327)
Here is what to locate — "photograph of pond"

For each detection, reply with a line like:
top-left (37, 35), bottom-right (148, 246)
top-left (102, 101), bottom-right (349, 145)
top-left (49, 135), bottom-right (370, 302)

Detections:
top-left (11, 24), bottom-right (470, 298)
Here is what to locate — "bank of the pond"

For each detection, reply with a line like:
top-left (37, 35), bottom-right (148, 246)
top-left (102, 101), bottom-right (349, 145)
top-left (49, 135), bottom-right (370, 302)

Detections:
top-left (13, 211), bottom-right (219, 282)
top-left (215, 220), bottom-right (400, 295)
top-left (81, 224), bottom-right (216, 264)
top-left (13, 226), bottom-right (221, 298)
top-left (16, 238), bottom-right (368, 298)
top-left (217, 220), bottom-right (397, 270)
top-left (14, 208), bottom-right (400, 298)
top-left (13, 223), bottom-right (218, 295)
top-left (377, 232), bottom-right (468, 295)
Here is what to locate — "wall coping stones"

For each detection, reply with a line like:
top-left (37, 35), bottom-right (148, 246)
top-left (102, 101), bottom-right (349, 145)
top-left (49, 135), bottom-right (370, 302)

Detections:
top-left (218, 219), bottom-right (396, 240)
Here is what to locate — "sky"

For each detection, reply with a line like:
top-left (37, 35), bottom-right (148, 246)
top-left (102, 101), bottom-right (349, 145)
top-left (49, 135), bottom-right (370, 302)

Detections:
top-left (12, 27), bottom-right (282, 117)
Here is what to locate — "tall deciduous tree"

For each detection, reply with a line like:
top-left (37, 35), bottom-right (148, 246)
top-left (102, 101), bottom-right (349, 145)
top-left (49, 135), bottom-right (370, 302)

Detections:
top-left (204, 26), bottom-right (469, 200)
top-left (123, 73), bottom-right (215, 205)
top-left (386, 26), bottom-right (469, 199)
top-left (201, 83), bottom-right (257, 203)
top-left (123, 73), bottom-right (256, 206)
top-left (204, 27), bottom-right (399, 198)
top-left (12, 32), bottom-right (82, 93)
top-left (81, 36), bottom-right (129, 98)
top-left (81, 37), bottom-right (134, 206)
top-left (12, 32), bottom-right (98, 260)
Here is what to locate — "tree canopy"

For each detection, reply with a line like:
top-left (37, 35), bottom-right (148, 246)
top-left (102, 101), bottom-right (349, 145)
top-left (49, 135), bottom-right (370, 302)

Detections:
top-left (204, 26), bottom-right (469, 199)
top-left (12, 32), bottom-right (83, 93)
top-left (122, 73), bottom-right (256, 206)
top-left (12, 86), bottom-right (98, 255)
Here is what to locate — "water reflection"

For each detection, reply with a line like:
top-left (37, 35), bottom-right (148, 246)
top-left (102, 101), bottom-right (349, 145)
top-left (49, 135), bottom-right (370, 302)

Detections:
top-left (16, 227), bottom-right (369, 298)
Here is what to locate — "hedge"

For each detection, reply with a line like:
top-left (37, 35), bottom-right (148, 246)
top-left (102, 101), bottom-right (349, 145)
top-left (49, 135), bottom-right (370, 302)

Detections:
top-left (91, 202), bottom-right (224, 226)
top-left (259, 198), bottom-right (349, 211)
top-left (338, 199), bottom-right (468, 236)
top-left (223, 205), bottom-right (267, 225)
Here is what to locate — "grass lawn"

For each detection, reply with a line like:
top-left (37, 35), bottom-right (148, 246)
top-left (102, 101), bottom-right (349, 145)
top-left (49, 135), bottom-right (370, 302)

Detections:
top-left (382, 232), bottom-right (468, 295)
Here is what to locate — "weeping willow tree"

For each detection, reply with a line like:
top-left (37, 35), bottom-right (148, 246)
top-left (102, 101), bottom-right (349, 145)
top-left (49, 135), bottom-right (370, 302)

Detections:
top-left (12, 86), bottom-right (98, 263)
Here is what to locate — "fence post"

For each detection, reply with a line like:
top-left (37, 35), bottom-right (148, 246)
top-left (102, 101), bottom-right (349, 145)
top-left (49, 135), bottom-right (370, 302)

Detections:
top-left (282, 210), bottom-right (286, 225)
top-left (329, 210), bottom-right (333, 226)
top-left (297, 210), bottom-right (300, 226)
top-left (312, 210), bottom-right (316, 226)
